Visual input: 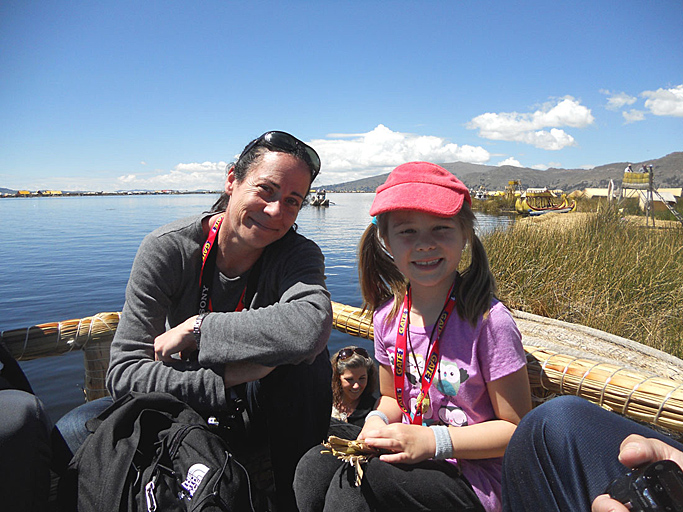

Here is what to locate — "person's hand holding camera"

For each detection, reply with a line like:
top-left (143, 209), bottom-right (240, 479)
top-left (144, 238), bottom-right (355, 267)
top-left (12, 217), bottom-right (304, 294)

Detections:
top-left (592, 434), bottom-right (683, 512)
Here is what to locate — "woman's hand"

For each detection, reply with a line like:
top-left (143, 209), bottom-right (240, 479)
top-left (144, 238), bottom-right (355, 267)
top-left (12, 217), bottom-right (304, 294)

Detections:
top-left (592, 434), bottom-right (683, 511)
top-left (360, 422), bottom-right (436, 464)
top-left (154, 316), bottom-right (196, 361)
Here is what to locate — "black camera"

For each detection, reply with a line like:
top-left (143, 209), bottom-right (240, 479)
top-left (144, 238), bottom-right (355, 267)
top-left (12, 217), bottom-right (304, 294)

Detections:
top-left (607, 459), bottom-right (683, 511)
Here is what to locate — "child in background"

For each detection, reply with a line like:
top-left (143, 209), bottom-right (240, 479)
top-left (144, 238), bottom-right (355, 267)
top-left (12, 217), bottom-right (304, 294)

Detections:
top-left (330, 346), bottom-right (379, 427)
top-left (294, 162), bottom-right (531, 512)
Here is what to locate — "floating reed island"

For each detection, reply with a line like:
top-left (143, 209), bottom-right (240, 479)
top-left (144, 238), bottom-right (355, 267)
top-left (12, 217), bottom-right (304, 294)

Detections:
top-left (482, 207), bottom-right (683, 359)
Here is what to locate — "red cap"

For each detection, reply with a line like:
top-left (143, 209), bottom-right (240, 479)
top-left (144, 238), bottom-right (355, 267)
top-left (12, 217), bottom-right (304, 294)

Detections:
top-left (369, 162), bottom-right (471, 218)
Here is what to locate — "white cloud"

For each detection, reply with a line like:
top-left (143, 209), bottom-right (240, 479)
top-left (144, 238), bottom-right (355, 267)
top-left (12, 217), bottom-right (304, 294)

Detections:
top-left (114, 125), bottom-right (493, 188)
top-left (310, 124), bottom-right (491, 183)
top-left (531, 164), bottom-right (548, 170)
top-left (466, 96), bottom-right (594, 150)
top-left (623, 109), bottom-right (646, 123)
top-left (116, 161), bottom-right (229, 190)
top-left (601, 90), bottom-right (637, 111)
top-left (497, 157), bottom-right (522, 167)
top-left (642, 84), bottom-right (683, 117)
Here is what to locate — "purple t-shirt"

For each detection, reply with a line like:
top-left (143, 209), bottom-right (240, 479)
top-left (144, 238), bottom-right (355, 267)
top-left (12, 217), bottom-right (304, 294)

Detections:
top-left (373, 298), bottom-right (526, 512)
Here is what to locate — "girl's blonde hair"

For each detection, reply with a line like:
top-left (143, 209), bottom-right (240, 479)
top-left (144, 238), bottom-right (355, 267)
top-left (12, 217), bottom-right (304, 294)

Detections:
top-left (358, 201), bottom-right (496, 326)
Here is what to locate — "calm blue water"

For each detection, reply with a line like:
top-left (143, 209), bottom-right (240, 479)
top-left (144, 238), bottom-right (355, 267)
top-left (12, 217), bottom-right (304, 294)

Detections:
top-left (0, 193), bottom-right (512, 421)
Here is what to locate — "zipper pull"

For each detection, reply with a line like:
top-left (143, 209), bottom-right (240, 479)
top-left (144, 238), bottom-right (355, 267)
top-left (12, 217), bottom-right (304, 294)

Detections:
top-left (145, 476), bottom-right (158, 512)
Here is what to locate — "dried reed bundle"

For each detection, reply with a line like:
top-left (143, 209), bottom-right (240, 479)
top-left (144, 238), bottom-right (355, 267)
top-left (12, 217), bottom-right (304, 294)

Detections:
top-left (526, 346), bottom-right (683, 433)
top-left (1, 312), bottom-right (121, 401)
top-left (331, 301), bottom-right (373, 340)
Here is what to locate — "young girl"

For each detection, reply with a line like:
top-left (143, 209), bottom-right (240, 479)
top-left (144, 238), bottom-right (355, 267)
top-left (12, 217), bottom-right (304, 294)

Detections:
top-left (330, 346), bottom-right (379, 426)
top-left (294, 162), bottom-right (531, 512)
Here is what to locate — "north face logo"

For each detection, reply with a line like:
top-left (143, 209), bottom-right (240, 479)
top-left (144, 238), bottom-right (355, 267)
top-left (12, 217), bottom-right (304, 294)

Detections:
top-left (181, 463), bottom-right (210, 497)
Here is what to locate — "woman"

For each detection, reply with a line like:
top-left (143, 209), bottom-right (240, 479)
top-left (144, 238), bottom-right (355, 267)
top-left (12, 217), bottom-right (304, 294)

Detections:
top-left (57, 131), bottom-right (333, 511)
top-left (330, 346), bottom-right (378, 427)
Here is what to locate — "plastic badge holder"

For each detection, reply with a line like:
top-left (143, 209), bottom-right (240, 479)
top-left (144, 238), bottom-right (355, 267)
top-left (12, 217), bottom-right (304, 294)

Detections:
top-left (607, 459), bottom-right (683, 511)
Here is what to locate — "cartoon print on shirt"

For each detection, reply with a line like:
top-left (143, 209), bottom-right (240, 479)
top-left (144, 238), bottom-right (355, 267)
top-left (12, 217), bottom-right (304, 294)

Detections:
top-left (435, 361), bottom-right (469, 397)
top-left (406, 352), bottom-right (425, 386)
top-left (439, 404), bottom-right (468, 426)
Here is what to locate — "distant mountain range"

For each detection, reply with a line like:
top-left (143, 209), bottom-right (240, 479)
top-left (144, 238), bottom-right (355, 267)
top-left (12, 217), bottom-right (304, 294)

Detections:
top-left (4, 152), bottom-right (681, 196)
top-left (320, 152), bottom-right (683, 193)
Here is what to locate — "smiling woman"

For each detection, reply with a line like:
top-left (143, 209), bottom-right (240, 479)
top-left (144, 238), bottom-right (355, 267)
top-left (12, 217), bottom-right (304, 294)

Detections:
top-left (331, 346), bottom-right (379, 426)
top-left (53, 131), bottom-right (333, 511)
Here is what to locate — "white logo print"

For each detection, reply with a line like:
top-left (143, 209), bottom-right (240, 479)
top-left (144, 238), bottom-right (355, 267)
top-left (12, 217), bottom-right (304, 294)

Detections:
top-left (181, 463), bottom-right (210, 497)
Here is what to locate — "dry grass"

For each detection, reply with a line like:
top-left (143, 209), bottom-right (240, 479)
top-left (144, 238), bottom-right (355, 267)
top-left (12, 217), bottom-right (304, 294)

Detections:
top-left (482, 208), bottom-right (683, 358)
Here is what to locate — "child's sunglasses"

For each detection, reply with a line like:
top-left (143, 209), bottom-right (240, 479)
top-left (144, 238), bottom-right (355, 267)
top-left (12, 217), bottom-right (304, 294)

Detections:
top-left (238, 131), bottom-right (321, 180)
top-left (337, 347), bottom-right (370, 361)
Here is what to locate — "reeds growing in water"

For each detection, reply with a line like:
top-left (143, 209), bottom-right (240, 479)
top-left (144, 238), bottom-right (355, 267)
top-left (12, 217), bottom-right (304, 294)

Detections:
top-left (481, 207), bottom-right (683, 358)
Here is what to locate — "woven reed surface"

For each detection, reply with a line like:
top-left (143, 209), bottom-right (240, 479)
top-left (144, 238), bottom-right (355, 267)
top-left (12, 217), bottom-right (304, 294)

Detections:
top-left (0, 312), bottom-right (120, 400)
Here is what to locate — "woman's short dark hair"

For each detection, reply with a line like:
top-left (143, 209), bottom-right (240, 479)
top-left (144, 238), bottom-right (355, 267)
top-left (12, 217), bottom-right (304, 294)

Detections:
top-left (210, 134), bottom-right (318, 213)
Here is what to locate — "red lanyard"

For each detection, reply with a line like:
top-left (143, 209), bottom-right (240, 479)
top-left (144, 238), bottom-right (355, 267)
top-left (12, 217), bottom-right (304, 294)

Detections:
top-left (198, 214), bottom-right (246, 314)
top-left (394, 281), bottom-right (457, 425)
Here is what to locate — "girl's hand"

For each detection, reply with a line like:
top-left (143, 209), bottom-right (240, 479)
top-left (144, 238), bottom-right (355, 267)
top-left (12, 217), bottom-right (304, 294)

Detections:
top-left (361, 423), bottom-right (436, 464)
top-left (154, 317), bottom-right (196, 361)
top-left (358, 415), bottom-right (390, 441)
top-left (591, 435), bottom-right (683, 512)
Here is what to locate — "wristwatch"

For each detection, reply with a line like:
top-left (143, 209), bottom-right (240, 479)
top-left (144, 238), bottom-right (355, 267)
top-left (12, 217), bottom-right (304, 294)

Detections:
top-left (193, 313), bottom-right (209, 351)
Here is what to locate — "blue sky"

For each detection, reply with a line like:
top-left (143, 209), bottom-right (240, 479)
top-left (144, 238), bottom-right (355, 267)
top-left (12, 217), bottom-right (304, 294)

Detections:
top-left (1, 0), bottom-right (681, 192)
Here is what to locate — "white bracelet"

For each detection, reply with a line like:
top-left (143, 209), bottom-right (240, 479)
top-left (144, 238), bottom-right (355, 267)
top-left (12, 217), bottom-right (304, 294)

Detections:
top-left (365, 410), bottom-right (389, 425)
top-left (430, 425), bottom-right (453, 459)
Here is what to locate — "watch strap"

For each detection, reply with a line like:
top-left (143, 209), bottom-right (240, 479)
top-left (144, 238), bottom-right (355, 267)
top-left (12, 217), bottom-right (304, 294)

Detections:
top-left (193, 313), bottom-right (209, 350)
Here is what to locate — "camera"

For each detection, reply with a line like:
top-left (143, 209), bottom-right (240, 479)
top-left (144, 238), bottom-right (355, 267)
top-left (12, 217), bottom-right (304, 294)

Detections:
top-left (607, 459), bottom-right (683, 511)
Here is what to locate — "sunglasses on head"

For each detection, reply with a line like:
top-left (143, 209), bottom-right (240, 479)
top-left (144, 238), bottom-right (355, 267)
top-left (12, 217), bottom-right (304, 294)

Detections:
top-left (337, 347), bottom-right (370, 361)
top-left (238, 131), bottom-right (321, 180)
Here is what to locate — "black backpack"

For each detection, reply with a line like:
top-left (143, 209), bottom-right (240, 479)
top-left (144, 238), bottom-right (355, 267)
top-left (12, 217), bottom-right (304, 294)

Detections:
top-left (59, 391), bottom-right (254, 512)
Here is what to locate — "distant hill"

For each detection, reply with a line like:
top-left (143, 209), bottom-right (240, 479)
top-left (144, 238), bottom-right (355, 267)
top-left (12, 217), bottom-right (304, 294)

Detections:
top-left (321, 152), bottom-right (683, 193)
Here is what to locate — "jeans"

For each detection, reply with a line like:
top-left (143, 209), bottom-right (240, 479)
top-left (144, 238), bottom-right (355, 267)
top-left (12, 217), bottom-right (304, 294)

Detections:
top-left (501, 395), bottom-right (683, 511)
top-left (55, 349), bottom-right (332, 512)
top-left (0, 389), bottom-right (52, 512)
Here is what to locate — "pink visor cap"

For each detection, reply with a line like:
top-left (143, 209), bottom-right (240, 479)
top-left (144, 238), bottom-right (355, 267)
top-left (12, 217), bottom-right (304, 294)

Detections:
top-left (369, 162), bottom-right (471, 218)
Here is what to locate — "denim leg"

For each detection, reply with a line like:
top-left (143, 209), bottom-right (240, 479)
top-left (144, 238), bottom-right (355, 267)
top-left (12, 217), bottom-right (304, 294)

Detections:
top-left (0, 390), bottom-right (52, 512)
top-left (54, 396), bottom-right (113, 458)
top-left (502, 395), bottom-right (683, 511)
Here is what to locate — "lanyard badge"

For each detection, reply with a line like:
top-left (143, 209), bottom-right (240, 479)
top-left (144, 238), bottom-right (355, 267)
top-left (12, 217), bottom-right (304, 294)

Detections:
top-left (394, 282), bottom-right (457, 425)
top-left (198, 214), bottom-right (246, 314)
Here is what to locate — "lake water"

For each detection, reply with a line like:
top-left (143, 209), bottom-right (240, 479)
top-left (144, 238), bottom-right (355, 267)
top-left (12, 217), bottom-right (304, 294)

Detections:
top-left (0, 193), bottom-right (513, 421)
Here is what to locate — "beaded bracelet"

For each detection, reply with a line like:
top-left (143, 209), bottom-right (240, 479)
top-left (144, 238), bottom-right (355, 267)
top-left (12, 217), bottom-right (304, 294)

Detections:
top-left (364, 410), bottom-right (389, 425)
top-left (430, 425), bottom-right (453, 459)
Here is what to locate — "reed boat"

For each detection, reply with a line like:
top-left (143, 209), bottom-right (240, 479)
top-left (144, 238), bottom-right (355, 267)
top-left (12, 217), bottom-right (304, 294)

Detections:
top-left (310, 189), bottom-right (330, 207)
top-left (4, 302), bottom-right (683, 509)
top-left (4, 303), bottom-right (683, 437)
top-left (515, 187), bottom-right (577, 216)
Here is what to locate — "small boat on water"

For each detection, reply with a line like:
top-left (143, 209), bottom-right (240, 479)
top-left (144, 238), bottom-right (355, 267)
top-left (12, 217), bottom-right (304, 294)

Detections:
top-left (515, 187), bottom-right (577, 216)
top-left (310, 189), bottom-right (330, 207)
